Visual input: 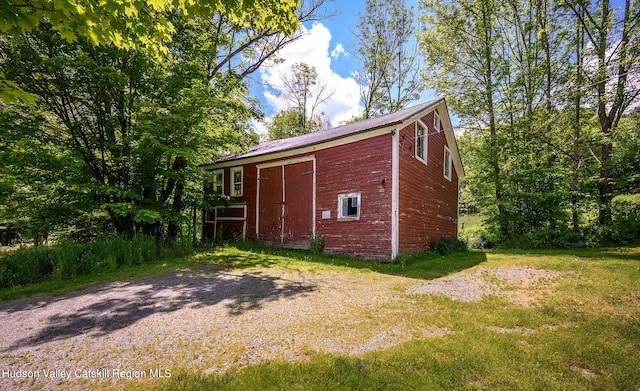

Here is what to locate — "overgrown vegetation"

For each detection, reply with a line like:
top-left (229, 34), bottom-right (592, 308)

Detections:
top-left (309, 234), bottom-right (325, 254)
top-left (0, 235), bottom-right (193, 289)
top-left (461, 195), bottom-right (640, 249)
top-left (429, 238), bottom-right (468, 255)
top-left (0, 2), bottom-right (330, 244)
top-left (421, 0), bottom-right (640, 249)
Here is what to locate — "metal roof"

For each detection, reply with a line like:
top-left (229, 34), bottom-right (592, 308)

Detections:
top-left (213, 98), bottom-right (444, 164)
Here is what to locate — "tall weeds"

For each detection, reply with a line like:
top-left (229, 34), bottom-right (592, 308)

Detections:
top-left (0, 234), bottom-right (167, 288)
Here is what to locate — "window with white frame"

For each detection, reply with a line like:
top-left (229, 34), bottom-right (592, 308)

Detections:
top-left (434, 110), bottom-right (441, 132)
top-left (338, 192), bottom-right (361, 221)
top-left (444, 146), bottom-right (452, 181)
top-left (231, 167), bottom-right (243, 197)
top-left (416, 121), bottom-right (428, 163)
top-left (212, 169), bottom-right (224, 194)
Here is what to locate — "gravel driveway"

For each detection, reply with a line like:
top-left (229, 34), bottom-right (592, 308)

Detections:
top-left (0, 264), bottom-right (422, 390)
top-left (0, 261), bottom-right (563, 390)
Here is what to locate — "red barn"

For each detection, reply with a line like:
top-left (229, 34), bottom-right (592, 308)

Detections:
top-left (201, 98), bottom-right (464, 260)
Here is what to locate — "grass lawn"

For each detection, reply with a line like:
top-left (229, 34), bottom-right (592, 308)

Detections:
top-left (2, 244), bottom-right (638, 390)
top-left (136, 245), bottom-right (639, 391)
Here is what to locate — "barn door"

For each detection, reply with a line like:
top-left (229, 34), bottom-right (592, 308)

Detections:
top-left (257, 159), bottom-right (314, 248)
top-left (257, 165), bottom-right (283, 245)
top-left (282, 160), bottom-right (314, 248)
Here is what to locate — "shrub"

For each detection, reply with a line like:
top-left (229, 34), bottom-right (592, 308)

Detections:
top-left (430, 238), bottom-right (468, 255)
top-left (583, 194), bottom-right (640, 247)
top-left (309, 235), bottom-right (325, 254)
top-left (611, 194), bottom-right (640, 243)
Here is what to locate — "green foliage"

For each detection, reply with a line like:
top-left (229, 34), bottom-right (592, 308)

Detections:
top-left (0, 19), bottom-right (260, 240)
top-left (429, 238), bottom-right (468, 255)
top-left (309, 235), bottom-right (325, 254)
top-left (267, 109), bottom-right (320, 140)
top-left (419, 0), bottom-right (640, 248)
top-left (267, 62), bottom-right (330, 140)
top-left (459, 214), bottom-right (496, 249)
top-left (0, 1), bottom-right (334, 242)
top-left (0, 0), bottom-right (300, 103)
top-left (0, 246), bottom-right (55, 287)
top-left (354, 0), bottom-right (421, 118)
top-left (0, 235), bottom-right (162, 288)
top-left (585, 194), bottom-right (640, 246)
top-left (0, 231), bottom-right (197, 290)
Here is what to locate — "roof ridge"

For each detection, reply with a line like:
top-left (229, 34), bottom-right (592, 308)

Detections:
top-left (211, 98), bottom-right (443, 164)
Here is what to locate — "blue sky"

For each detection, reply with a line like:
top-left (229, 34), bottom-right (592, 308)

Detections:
top-left (252, 0), bottom-right (433, 133)
top-left (251, 0), bottom-right (636, 134)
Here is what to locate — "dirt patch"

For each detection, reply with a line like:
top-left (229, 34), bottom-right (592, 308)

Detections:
top-left (407, 266), bottom-right (564, 303)
top-left (571, 365), bottom-right (597, 378)
top-left (407, 274), bottom-right (499, 302)
top-left (484, 266), bottom-right (564, 287)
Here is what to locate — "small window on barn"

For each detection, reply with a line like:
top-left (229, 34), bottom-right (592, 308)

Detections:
top-left (231, 167), bottom-right (243, 197)
top-left (338, 193), bottom-right (361, 221)
top-left (434, 110), bottom-right (441, 132)
top-left (211, 169), bottom-right (224, 194)
top-left (416, 121), bottom-right (428, 163)
top-left (444, 146), bottom-right (452, 181)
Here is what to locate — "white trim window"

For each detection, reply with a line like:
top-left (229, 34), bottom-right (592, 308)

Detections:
top-left (416, 121), bottom-right (428, 163)
top-left (231, 167), bottom-right (243, 197)
top-left (434, 110), bottom-right (441, 132)
top-left (444, 146), bottom-right (452, 181)
top-left (212, 169), bottom-right (224, 194)
top-left (338, 192), bottom-right (361, 221)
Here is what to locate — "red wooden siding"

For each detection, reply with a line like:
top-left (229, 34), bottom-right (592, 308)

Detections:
top-left (314, 134), bottom-right (393, 259)
top-left (282, 161), bottom-right (314, 247)
top-left (203, 106), bottom-right (461, 260)
top-left (257, 165), bottom-right (283, 245)
top-left (398, 110), bottom-right (459, 253)
top-left (208, 134), bottom-right (394, 258)
top-left (255, 160), bottom-right (314, 248)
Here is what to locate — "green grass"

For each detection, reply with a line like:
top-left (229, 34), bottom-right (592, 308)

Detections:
top-left (2, 242), bottom-right (639, 390)
top-left (142, 245), bottom-right (640, 391)
top-left (0, 234), bottom-right (197, 300)
top-left (0, 254), bottom-right (195, 302)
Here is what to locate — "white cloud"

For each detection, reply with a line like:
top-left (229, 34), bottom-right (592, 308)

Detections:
top-left (259, 22), bottom-right (362, 129)
top-left (331, 43), bottom-right (345, 59)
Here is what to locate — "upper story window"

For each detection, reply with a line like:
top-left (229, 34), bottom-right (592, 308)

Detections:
top-left (416, 121), bottom-right (428, 163)
top-left (338, 192), bottom-right (361, 221)
top-left (231, 167), bottom-right (243, 197)
top-left (434, 111), bottom-right (441, 132)
top-left (444, 146), bottom-right (452, 181)
top-left (211, 169), bottom-right (224, 194)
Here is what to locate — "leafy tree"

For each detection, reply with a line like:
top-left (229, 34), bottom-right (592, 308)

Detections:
top-left (267, 62), bottom-right (332, 140)
top-left (267, 109), bottom-right (321, 140)
top-left (563, 0), bottom-right (640, 225)
top-left (419, 0), bottom-right (640, 246)
top-left (0, 0), bottom-right (301, 103)
top-left (419, 0), bottom-right (510, 236)
top-left (0, 27), bottom-right (243, 239)
top-left (0, 1), bottom-right (335, 242)
top-left (354, 0), bottom-right (421, 119)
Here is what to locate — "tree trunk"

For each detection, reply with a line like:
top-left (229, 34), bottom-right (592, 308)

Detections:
top-left (572, 6), bottom-right (584, 233)
top-left (481, 0), bottom-right (507, 236)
